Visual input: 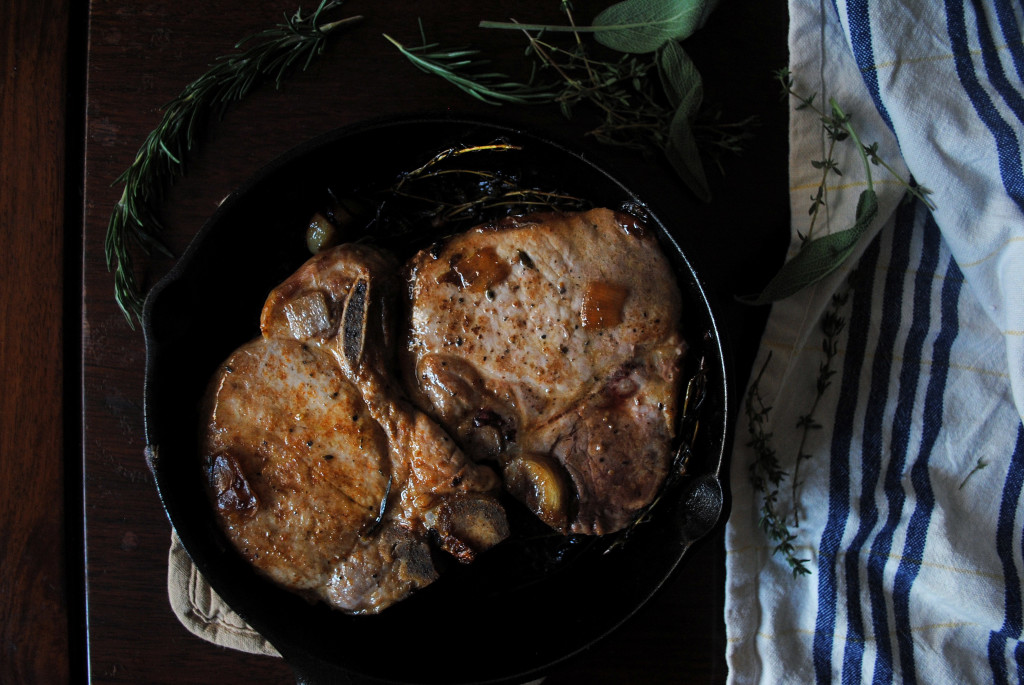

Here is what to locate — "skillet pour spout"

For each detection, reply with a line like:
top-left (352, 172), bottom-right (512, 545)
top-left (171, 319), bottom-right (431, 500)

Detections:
top-left (142, 115), bottom-right (731, 685)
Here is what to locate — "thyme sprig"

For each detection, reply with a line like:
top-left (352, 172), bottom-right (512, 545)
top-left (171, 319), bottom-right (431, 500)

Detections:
top-left (747, 289), bottom-right (852, 573)
top-left (746, 352), bottom-right (810, 577)
top-left (520, 29), bottom-right (674, 151)
top-left (105, 0), bottom-right (361, 325)
top-left (745, 70), bottom-right (935, 304)
top-left (791, 290), bottom-right (848, 526)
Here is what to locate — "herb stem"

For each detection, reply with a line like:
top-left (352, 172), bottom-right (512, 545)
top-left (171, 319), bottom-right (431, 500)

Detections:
top-left (806, 133), bottom-right (838, 242)
top-left (746, 351), bottom-right (811, 577)
top-left (831, 98), bottom-right (874, 190)
top-left (393, 143), bottom-right (522, 192)
top-left (479, 7), bottom-right (697, 35)
top-left (318, 14), bottom-right (363, 33)
top-left (790, 290), bottom-right (848, 526)
top-left (479, 20), bottom-right (592, 33)
top-left (959, 457), bottom-right (989, 490)
top-left (520, 32), bottom-right (583, 94)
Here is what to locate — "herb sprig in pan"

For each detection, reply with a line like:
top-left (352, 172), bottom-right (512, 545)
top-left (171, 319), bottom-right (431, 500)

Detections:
top-left (359, 141), bottom-right (588, 240)
top-left (105, 1), bottom-right (361, 326)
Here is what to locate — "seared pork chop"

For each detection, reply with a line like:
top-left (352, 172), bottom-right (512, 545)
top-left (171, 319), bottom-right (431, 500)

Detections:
top-left (403, 208), bottom-right (685, 535)
top-left (201, 244), bottom-right (508, 614)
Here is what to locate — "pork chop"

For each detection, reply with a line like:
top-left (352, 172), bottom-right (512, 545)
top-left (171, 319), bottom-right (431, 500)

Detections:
top-left (402, 208), bottom-right (685, 535)
top-left (201, 244), bottom-right (509, 615)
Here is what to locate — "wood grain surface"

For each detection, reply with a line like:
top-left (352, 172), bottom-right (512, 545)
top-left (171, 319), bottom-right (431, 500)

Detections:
top-left (0, 0), bottom-right (71, 682)
top-left (7, 1), bottom-right (791, 682)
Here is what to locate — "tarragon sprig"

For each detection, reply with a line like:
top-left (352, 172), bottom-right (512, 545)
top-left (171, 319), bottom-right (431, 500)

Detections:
top-left (105, 1), bottom-right (362, 326)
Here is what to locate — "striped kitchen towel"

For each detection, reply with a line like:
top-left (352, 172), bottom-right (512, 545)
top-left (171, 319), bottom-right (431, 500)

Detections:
top-left (725, 1), bottom-right (1024, 683)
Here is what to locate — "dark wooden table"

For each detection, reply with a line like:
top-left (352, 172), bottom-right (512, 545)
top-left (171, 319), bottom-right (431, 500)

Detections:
top-left (2, 1), bottom-right (788, 682)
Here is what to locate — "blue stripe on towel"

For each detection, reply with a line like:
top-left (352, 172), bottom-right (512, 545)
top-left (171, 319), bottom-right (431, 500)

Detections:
top-left (813, 237), bottom-right (883, 684)
top-left (892, 228), bottom-right (963, 683)
top-left (972, 0), bottom-right (1024, 128)
top-left (947, 0), bottom-right (1024, 212)
top-left (867, 201), bottom-right (939, 685)
top-left (845, 0), bottom-right (895, 130)
top-left (988, 423), bottom-right (1024, 684)
top-left (993, 0), bottom-right (1024, 85)
top-left (841, 220), bottom-right (910, 683)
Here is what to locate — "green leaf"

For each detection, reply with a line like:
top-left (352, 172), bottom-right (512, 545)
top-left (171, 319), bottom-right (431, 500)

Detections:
top-left (656, 40), bottom-right (702, 116)
top-left (743, 189), bottom-right (878, 304)
top-left (664, 107), bottom-right (711, 202)
top-left (593, 0), bottom-right (718, 54)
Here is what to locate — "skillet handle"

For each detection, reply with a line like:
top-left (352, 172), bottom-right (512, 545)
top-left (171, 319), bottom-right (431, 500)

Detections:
top-left (679, 473), bottom-right (724, 541)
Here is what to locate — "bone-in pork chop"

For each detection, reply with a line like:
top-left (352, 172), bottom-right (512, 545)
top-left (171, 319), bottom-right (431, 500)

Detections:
top-left (201, 244), bottom-right (508, 614)
top-left (402, 208), bottom-right (685, 535)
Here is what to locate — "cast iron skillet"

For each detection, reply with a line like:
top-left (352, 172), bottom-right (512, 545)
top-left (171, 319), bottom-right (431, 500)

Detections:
top-left (142, 116), bottom-right (730, 685)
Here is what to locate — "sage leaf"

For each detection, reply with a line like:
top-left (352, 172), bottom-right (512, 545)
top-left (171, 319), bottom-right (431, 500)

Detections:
top-left (664, 107), bottom-right (711, 203)
top-left (743, 189), bottom-right (878, 304)
top-left (594, 0), bottom-right (719, 54)
top-left (657, 40), bottom-right (702, 116)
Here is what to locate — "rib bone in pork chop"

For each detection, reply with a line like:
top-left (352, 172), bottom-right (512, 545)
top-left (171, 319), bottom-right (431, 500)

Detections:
top-left (201, 244), bottom-right (509, 615)
top-left (403, 208), bottom-right (685, 535)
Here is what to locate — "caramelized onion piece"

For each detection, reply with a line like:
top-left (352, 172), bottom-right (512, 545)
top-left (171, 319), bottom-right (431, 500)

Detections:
top-left (208, 453), bottom-right (260, 518)
top-left (506, 453), bottom-right (570, 532)
top-left (580, 281), bottom-right (628, 329)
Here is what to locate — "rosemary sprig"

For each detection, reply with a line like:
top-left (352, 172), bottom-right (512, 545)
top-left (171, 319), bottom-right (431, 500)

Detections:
top-left (746, 352), bottom-right (811, 577)
top-left (105, 1), bottom-right (362, 326)
top-left (382, 34), bottom-right (556, 106)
